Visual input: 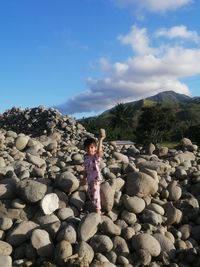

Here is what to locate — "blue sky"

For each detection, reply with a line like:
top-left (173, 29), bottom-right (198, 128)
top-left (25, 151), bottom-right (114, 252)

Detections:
top-left (0, 0), bottom-right (200, 118)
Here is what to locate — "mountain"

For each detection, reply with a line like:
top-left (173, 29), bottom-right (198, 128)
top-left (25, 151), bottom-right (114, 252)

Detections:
top-left (191, 96), bottom-right (200, 103)
top-left (146, 90), bottom-right (191, 103)
top-left (102, 90), bottom-right (192, 115)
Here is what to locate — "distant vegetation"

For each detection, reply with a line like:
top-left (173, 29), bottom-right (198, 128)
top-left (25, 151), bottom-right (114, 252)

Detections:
top-left (79, 91), bottom-right (200, 145)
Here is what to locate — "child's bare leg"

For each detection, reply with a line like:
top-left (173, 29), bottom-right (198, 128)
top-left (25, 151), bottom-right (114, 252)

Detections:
top-left (92, 180), bottom-right (101, 214)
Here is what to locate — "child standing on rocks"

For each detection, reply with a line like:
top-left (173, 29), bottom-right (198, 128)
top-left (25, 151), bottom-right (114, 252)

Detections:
top-left (83, 129), bottom-right (106, 213)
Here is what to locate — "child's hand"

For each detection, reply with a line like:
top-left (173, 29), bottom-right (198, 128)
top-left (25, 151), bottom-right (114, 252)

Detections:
top-left (99, 128), bottom-right (106, 139)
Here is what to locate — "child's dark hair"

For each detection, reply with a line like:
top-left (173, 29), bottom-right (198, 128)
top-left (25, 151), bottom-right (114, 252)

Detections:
top-left (84, 137), bottom-right (97, 149)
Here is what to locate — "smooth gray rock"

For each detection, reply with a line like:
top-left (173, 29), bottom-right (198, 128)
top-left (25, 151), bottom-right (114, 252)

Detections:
top-left (31, 229), bottom-right (54, 259)
top-left (168, 181), bottom-right (182, 201)
top-left (78, 213), bottom-right (101, 241)
top-left (0, 217), bottom-right (13, 231)
top-left (121, 210), bottom-right (137, 225)
top-left (146, 143), bottom-right (156, 155)
top-left (126, 172), bottom-right (158, 197)
top-left (0, 255), bottom-right (12, 267)
top-left (174, 151), bottom-right (195, 163)
top-left (55, 171), bottom-right (79, 194)
top-left (26, 153), bottom-right (46, 168)
top-left (121, 227), bottom-right (135, 241)
top-left (113, 152), bottom-right (129, 163)
top-left (164, 202), bottom-right (182, 226)
top-left (123, 195), bottom-right (145, 214)
top-left (6, 221), bottom-right (38, 246)
top-left (0, 157), bottom-right (6, 168)
top-left (132, 233), bottom-right (161, 257)
top-left (15, 136), bottom-right (30, 151)
top-left (141, 209), bottom-right (163, 226)
top-left (179, 224), bottom-right (192, 241)
top-left (112, 236), bottom-right (129, 257)
top-left (100, 182), bottom-right (115, 212)
top-left (17, 179), bottom-right (47, 203)
top-left (90, 235), bottom-right (113, 253)
top-left (11, 198), bottom-right (26, 209)
top-left (71, 153), bottom-right (83, 164)
top-left (57, 207), bottom-right (74, 221)
top-left (57, 223), bottom-right (77, 244)
top-left (34, 213), bottom-right (61, 238)
top-left (55, 240), bottom-right (73, 263)
top-left (0, 240), bottom-right (12, 256)
top-left (153, 233), bottom-right (175, 258)
top-left (147, 203), bottom-right (165, 216)
top-left (136, 249), bottom-right (152, 266)
top-left (0, 230), bottom-right (5, 240)
top-left (77, 241), bottom-right (94, 265)
top-left (110, 178), bottom-right (125, 191)
top-left (101, 217), bottom-right (121, 236)
top-left (69, 191), bottom-right (86, 211)
top-left (137, 161), bottom-right (170, 175)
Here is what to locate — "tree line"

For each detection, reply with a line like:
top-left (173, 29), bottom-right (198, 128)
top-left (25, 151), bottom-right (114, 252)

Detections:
top-left (79, 102), bottom-right (200, 145)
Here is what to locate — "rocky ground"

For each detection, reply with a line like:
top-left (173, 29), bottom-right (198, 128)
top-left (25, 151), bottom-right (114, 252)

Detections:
top-left (0, 107), bottom-right (200, 267)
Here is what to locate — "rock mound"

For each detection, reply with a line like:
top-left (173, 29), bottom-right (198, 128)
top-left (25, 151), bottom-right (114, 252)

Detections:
top-left (0, 107), bottom-right (200, 266)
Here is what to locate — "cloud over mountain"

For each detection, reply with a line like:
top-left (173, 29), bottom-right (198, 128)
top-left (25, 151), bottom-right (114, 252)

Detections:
top-left (57, 24), bottom-right (200, 115)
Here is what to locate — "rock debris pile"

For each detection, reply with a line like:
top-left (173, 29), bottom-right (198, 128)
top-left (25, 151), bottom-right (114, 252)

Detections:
top-left (0, 107), bottom-right (200, 267)
top-left (0, 106), bottom-right (86, 138)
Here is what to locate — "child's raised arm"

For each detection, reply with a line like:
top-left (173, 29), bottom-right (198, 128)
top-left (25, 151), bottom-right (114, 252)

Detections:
top-left (97, 129), bottom-right (106, 157)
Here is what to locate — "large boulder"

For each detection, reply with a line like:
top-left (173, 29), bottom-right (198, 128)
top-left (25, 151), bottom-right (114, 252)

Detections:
top-left (17, 179), bottom-right (47, 203)
top-left (15, 135), bottom-right (30, 151)
top-left (31, 229), bottom-right (54, 259)
top-left (174, 151), bottom-right (195, 163)
top-left (6, 221), bottom-right (38, 246)
top-left (113, 152), bottom-right (129, 163)
top-left (77, 241), bottom-right (94, 265)
top-left (0, 241), bottom-right (12, 256)
top-left (69, 190), bottom-right (86, 211)
top-left (90, 235), bottom-right (113, 253)
top-left (55, 171), bottom-right (79, 194)
top-left (126, 172), bottom-right (158, 197)
top-left (40, 193), bottom-right (59, 215)
top-left (137, 161), bottom-right (170, 175)
top-left (132, 233), bottom-right (161, 257)
top-left (123, 195), bottom-right (145, 214)
top-left (101, 216), bottom-right (121, 236)
top-left (153, 233), bottom-right (175, 258)
top-left (100, 182), bottom-right (115, 212)
top-left (78, 213), bottom-right (101, 241)
top-left (0, 255), bottom-right (12, 267)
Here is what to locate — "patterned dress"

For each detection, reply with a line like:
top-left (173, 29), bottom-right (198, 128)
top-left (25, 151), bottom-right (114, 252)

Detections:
top-left (84, 154), bottom-right (102, 210)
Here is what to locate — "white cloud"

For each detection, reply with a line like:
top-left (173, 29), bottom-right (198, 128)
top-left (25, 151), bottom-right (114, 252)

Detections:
top-left (118, 25), bottom-right (154, 54)
top-left (113, 0), bottom-right (193, 13)
top-left (57, 25), bottom-right (200, 115)
top-left (99, 57), bottom-right (112, 72)
top-left (156, 25), bottom-right (200, 43)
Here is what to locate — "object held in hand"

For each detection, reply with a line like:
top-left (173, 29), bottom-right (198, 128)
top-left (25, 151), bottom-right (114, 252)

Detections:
top-left (99, 128), bottom-right (106, 138)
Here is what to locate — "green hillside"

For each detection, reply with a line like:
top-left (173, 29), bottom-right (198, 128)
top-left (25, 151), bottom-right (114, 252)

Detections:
top-left (79, 91), bottom-right (200, 145)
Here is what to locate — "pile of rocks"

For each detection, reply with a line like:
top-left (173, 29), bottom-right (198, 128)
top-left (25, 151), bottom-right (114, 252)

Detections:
top-left (0, 106), bottom-right (86, 139)
top-left (0, 107), bottom-right (200, 267)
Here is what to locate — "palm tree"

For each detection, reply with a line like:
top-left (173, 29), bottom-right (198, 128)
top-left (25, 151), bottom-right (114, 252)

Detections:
top-left (110, 103), bottom-right (133, 130)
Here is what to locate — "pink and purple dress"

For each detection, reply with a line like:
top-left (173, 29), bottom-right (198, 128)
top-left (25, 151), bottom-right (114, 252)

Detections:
top-left (84, 154), bottom-right (102, 211)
